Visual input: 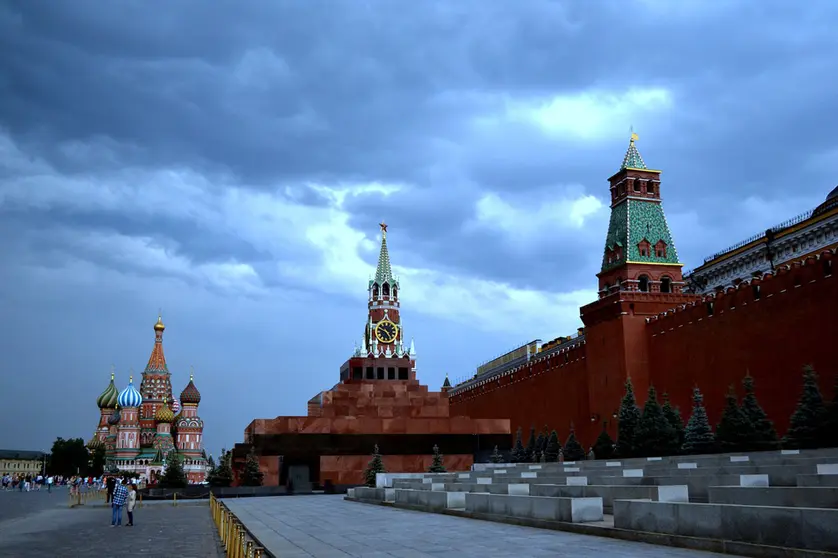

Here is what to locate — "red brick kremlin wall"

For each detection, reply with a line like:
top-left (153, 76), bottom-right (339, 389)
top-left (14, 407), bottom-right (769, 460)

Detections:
top-left (449, 341), bottom-right (592, 448)
top-left (450, 249), bottom-right (837, 448)
top-left (647, 251), bottom-right (837, 436)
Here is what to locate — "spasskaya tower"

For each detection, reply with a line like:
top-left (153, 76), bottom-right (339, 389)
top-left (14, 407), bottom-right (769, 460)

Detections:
top-left (339, 222), bottom-right (416, 382)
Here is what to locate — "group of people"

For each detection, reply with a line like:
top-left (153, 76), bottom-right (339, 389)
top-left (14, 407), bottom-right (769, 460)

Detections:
top-left (1, 474), bottom-right (55, 492)
top-left (105, 476), bottom-right (138, 527)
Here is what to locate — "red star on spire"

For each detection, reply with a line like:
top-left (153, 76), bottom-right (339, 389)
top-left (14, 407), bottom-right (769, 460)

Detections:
top-left (379, 221), bottom-right (388, 234)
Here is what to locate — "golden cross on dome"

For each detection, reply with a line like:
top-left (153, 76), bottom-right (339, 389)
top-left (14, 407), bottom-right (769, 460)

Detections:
top-left (110, 364), bottom-right (115, 380)
top-left (190, 364), bottom-right (195, 382)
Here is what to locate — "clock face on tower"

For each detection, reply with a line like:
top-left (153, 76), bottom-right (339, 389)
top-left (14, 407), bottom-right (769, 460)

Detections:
top-left (374, 320), bottom-right (398, 344)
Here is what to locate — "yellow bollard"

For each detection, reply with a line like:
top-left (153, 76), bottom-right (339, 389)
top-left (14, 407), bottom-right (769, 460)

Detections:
top-left (173, 492), bottom-right (177, 506)
top-left (219, 509), bottom-right (226, 544)
top-left (246, 541), bottom-right (253, 558)
top-left (254, 547), bottom-right (263, 558)
top-left (232, 523), bottom-right (241, 558)
top-left (139, 492), bottom-right (143, 508)
top-left (238, 529), bottom-right (245, 558)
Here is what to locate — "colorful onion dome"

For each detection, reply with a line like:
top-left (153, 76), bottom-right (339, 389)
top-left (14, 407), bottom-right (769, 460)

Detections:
top-left (117, 375), bottom-right (143, 408)
top-left (180, 373), bottom-right (201, 405)
top-left (170, 398), bottom-right (181, 414)
top-left (87, 437), bottom-right (104, 450)
top-left (154, 315), bottom-right (165, 332)
top-left (96, 371), bottom-right (119, 409)
top-left (108, 406), bottom-right (121, 425)
top-left (155, 397), bottom-right (175, 423)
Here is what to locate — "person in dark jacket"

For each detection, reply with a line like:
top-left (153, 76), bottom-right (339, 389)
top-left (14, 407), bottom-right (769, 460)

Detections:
top-left (106, 476), bottom-right (116, 504)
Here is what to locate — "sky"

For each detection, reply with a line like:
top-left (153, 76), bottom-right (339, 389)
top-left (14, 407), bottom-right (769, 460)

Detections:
top-left (2, 1), bottom-right (837, 457)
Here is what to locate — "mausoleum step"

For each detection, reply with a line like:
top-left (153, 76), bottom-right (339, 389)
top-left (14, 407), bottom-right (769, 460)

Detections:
top-left (530, 483), bottom-right (688, 513)
top-left (613, 499), bottom-right (838, 553)
top-left (708, 485), bottom-right (838, 508)
top-left (798, 474), bottom-right (838, 488)
top-left (394, 488), bottom-right (465, 510)
top-left (465, 492), bottom-right (603, 523)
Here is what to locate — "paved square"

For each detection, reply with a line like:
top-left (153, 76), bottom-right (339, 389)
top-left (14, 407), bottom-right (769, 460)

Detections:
top-left (0, 488), bottom-right (222, 557)
top-left (223, 495), bottom-right (725, 558)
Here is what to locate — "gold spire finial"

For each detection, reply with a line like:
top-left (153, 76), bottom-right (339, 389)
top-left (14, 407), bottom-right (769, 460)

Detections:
top-left (154, 312), bottom-right (165, 332)
top-left (190, 364), bottom-right (194, 382)
top-left (110, 364), bottom-right (115, 381)
top-left (629, 125), bottom-right (638, 143)
top-left (129, 374), bottom-right (133, 383)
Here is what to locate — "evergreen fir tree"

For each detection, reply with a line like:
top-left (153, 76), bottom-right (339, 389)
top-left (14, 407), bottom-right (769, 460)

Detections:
top-left (682, 387), bottom-right (717, 455)
top-left (741, 375), bottom-right (779, 451)
top-left (616, 377), bottom-right (642, 458)
top-left (208, 449), bottom-right (234, 488)
top-left (489, 445), bottom-right (504, 464)
top-left (363, 444), bottom-right (386, 487)
top-left (544, 430), bottom-right (561, 462)
top-left (535, 431), bottom-right (546, 460)
top-left (592, 423), bottom-right (615, 460)
top-left (715, 385), bottom-right (753, 453)
top-left (563, 425), bottom-right (586, 461)
top-left (207, 453), bottom-right (217, 471)
top-left (635, 385), bottom-right (678, 457)
top-left (511, 427), bottom-right (525, 463)
top-left (240, 448), bottom-right (265, 487)
top-left (524, 425), bottom-right (537, 463)
top-left (662, 393), bottom-right (685, 452)
top-left (784, 366), bottom-right (828, 449)
top-left (159, 451), bottom-right (188, 489)
top-left (428, 444), bottom-right (446, 473)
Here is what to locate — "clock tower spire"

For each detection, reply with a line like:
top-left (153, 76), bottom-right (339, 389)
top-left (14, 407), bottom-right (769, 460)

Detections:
top-left (339, 223), bottom-right (416, 382)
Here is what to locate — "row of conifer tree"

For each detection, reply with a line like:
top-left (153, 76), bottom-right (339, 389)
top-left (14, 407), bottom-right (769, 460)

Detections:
top-left (503, 365), bottom-right (838, 462)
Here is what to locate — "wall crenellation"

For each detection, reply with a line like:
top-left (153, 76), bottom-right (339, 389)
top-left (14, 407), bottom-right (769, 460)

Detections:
top-left (646, 248), bottom-right (835, 332)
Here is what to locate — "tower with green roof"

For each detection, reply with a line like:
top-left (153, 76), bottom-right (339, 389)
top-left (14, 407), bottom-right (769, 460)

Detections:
top-left (597, 133), bottom-right (685, 296)
top-left (339, 222), bottom-right (416, 382)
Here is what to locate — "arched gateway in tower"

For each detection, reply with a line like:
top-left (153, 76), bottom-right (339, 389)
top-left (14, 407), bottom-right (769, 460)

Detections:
top-left (234, 224), bottom-right (511, 488)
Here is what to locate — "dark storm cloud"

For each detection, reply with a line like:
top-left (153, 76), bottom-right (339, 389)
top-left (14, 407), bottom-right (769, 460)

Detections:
top-left (3, 0), bottom-right (837, 291)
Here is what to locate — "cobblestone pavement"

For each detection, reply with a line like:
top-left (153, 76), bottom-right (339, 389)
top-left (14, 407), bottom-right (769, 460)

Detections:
top-left (0, 488), bottom-right (223, 557)
top-left (224, 495), bottom-right (727, 558)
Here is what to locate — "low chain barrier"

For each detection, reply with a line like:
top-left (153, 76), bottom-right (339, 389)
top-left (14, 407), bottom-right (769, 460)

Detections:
top-left (210, 493), bottom-right (266, 558)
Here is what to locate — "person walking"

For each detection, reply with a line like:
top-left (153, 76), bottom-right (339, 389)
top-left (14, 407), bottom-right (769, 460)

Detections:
top-left (111, 480), bottom-right (128, 527)
top-left (126, 484), bottom-right (137, 527)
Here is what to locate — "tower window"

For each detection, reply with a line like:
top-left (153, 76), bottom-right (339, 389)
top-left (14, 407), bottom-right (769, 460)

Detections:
top-left (633, 180), bottom-right (641, 193)
top-left (638, 240), bottom-right (651, 258)
top-left (383, 283), bottom-right (390, 296)
top-left (660, 276), bottom-right (672, 293)
top-left (647, 183), bottom-right (656, 195)
top-left (638, 275), bottom-right (650, 292)
top-left (655, 240), bottom-right (668, 258)
top-left (372, 285), bottom-right (379, 298)
top-left (392, 286), bottom-right (398, 298)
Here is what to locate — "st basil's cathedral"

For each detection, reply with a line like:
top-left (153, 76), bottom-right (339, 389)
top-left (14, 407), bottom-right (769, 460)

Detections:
top-left (88, 316), bottom-right (209, 483)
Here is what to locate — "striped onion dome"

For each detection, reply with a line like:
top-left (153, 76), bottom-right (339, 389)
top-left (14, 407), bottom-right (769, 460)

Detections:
top-left (170, 398), bottom-right (181, 414)
top-left (117, 375), bottom-right (143, 408)
top-left (97, 372), bottom-right (119, 409)
top-left (180, 373), bottom-right (201, 405)
top-left (155, 397), bottom-right (175, 423)
top-left (87, 437), bottom-right (104, 450)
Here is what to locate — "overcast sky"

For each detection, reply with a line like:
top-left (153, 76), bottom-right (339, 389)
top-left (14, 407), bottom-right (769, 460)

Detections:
top-left (2, 1), bottom-right (837, 457)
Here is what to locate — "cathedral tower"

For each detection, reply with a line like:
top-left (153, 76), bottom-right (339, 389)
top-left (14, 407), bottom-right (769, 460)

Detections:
top-left (139, 315), bottom-right (174, 446)
top-left (341, 223), bottom-right (416, 382)
top-left (598, 133), bottom-right (685, 296)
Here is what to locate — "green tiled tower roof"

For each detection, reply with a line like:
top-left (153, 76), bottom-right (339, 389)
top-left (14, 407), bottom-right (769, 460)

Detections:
top-left (371, 222), bottom-right (397, 286)
top-left (621, 133), bottom-right (647, 170)
top-left (602, 199), bottom-right (680, 271)
top-left (601, 135), bottom-right (680, 272)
